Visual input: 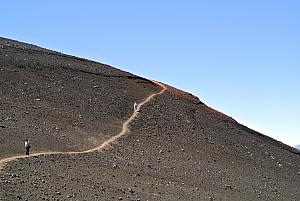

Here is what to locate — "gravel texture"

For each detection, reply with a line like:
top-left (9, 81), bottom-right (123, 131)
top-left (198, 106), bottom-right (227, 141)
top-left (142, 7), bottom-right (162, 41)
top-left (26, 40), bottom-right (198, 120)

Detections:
top-left (0, 37), bottom-right (158, 158)
top-left (0, 37), bottom-right (299, 201)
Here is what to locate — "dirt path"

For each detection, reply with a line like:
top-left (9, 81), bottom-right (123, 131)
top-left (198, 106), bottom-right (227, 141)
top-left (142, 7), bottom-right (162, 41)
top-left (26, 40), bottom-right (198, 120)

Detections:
top-left (0, 81), bottom-right (167, 170)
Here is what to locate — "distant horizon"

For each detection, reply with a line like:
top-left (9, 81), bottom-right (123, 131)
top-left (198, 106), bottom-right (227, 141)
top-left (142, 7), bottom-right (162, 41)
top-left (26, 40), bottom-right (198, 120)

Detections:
top-left (0, 1), bottom-right (299, 147)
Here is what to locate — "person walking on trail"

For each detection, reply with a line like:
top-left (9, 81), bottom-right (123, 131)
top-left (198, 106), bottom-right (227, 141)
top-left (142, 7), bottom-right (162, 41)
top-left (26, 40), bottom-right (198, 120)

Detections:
top-left (25, 139), bottom-right (31, 156)
top-left (134, 102), bottom-right (138, 112)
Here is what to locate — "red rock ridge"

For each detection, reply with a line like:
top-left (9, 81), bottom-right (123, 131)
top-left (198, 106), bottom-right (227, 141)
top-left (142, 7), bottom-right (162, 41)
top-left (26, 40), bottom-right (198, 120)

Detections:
top-left (161, 82), bottom-right (237, 123)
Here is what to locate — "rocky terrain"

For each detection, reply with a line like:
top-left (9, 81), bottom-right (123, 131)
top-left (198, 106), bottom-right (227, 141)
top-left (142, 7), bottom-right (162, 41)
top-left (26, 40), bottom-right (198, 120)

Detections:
top-left (0, 37), bottom-right (299, 200)
top-left (0, 37), bottom-right (159, 159)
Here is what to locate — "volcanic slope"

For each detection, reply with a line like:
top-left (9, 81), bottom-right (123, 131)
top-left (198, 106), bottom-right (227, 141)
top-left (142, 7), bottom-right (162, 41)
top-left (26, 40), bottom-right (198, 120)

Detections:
top-left (1, 38), bottom-right (300, 201)
top-left (0, 37), bottom-right (159, 159)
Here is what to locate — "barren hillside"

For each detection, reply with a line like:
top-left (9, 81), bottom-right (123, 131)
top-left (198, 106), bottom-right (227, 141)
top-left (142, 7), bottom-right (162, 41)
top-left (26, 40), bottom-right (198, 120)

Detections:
top-left (0, 37), bottom-right (299, 201)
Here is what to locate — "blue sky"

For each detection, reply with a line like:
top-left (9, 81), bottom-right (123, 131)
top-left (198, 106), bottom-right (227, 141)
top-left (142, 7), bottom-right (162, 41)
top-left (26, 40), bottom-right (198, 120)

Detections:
top-left (1, 1), bottom-right (299, 146)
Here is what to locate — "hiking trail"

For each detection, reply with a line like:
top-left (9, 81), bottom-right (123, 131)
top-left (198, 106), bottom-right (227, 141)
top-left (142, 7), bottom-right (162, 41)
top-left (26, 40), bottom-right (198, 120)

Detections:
top-left (0, 81), bottom-right (167, 170)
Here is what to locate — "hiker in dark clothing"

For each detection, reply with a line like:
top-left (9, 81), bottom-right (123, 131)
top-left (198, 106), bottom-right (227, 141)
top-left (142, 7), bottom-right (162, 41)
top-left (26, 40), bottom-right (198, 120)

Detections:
top-left (25, 139), bottom-right (31, 156)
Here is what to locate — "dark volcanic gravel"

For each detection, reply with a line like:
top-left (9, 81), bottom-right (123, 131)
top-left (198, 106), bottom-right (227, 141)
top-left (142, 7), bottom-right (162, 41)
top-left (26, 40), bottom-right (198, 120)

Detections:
top-left (0, 37), bottom-right (158, 158)
top-left (0, 37), bottom-right (299, 201)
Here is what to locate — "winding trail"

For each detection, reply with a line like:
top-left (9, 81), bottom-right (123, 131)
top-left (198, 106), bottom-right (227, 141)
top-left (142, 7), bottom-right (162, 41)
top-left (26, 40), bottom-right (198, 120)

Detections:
top-left (0, 81), bottom-right (167, 170)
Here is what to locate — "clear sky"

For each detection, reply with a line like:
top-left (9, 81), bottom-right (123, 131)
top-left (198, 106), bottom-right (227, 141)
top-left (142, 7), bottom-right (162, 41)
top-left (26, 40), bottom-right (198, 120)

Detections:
top-left (1, 1), bottom-right (299, 146)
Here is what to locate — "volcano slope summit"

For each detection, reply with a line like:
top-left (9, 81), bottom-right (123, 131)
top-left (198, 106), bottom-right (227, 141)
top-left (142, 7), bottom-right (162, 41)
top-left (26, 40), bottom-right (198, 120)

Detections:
top-left (0, 37), bottom-right (299, 201)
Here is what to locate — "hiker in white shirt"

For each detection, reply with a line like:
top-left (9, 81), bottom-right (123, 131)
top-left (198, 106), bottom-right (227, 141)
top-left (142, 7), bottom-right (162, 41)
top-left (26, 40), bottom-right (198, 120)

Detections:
top-left (134, 102), bottom-right (138, 112)
top-left (25, 139), bottom-right (31, 156)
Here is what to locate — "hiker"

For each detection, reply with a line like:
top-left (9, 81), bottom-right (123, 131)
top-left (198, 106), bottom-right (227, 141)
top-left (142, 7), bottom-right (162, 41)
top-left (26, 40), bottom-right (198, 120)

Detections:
top-left (134, 102), bottom-right (138, 112)
top-left (25, 139), bottom-right (31, 156)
